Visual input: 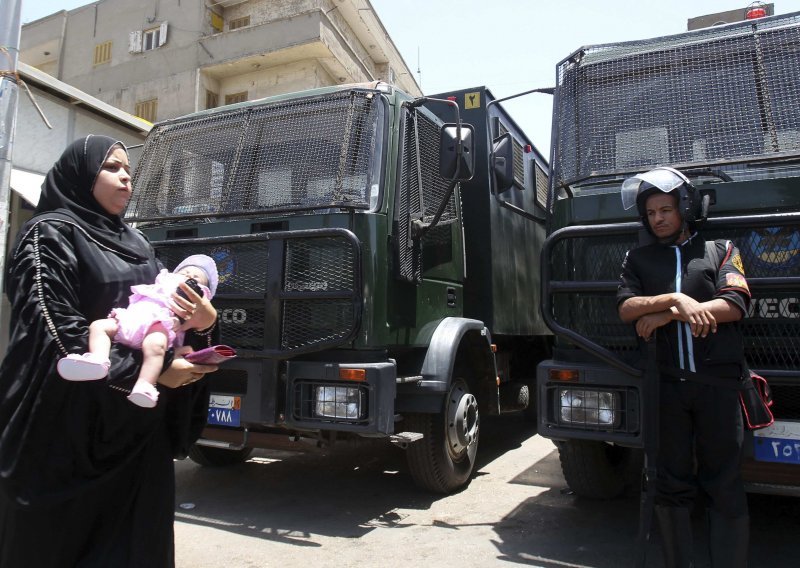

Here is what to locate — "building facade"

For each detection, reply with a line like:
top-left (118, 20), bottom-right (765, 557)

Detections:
top-left (20, 0), bottom-right (420, 124)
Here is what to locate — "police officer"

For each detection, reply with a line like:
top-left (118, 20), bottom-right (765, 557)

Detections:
top-left (617, 167), bottom-right (751, 568)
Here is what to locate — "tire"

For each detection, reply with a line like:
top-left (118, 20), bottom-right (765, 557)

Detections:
top-left (187, 444), bottom-right (254, 467)
top-left (406, 379), bottom-right (480, 494)
top-left (558, 439), bottom-right (639, 500)
top-left (522, 378), bottom-right (537, 423)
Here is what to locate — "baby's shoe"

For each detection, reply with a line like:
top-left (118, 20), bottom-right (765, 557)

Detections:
top-left (127, 380), bottom-right (159, 408)
top-left (57, 353), bottom-right (110, 381)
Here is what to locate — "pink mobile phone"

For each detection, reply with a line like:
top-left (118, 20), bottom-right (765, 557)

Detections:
top-left (184, 345), bottom-right (237, 365)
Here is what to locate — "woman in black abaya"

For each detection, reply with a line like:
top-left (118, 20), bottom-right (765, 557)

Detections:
top-left (0, 135), bottom-right (218, 566)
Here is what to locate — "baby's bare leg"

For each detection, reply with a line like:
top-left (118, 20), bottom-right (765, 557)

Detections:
top-left (89, 318), bottom-right (119, 360)
top-left (139, 323), bottom-right (170, 386)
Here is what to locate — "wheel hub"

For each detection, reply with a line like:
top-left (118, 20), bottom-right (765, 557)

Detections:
top-left (447, 382), bottom-right (479, 456)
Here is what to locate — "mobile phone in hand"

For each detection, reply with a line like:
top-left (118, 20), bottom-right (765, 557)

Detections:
top-left (176, 278), bottom-right (204, 323)
top-left (176, 278), bottom-right (204, 300)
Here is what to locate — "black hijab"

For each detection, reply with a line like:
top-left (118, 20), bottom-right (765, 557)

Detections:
top-left (33, 134), bottom-right (150, 261)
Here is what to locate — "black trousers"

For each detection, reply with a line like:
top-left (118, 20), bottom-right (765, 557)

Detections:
top-left (656, 378), bottom-right (748, 518)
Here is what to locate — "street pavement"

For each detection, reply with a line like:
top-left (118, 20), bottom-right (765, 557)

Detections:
top-left (174, 415), bottom-right (798, 567)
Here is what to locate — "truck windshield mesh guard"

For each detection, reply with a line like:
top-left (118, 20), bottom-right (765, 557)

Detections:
top-left (127, 89), bottom-right (382, 221)
top-left (552, 12), bottom-right (800, 189)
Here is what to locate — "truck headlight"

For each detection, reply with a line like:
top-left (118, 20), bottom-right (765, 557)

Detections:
top-left (559, 389), bottom-right (620, 427)
top-left (314, 385), bottom-right (365, 420)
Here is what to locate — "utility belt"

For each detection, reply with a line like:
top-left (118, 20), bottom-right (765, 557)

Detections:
top-left (660, 365), bottom-right (774, 430)
top-left (661, 367), bottom-right (745, 390)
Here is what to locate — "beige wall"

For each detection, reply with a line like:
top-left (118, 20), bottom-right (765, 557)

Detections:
top-left (21, 0), bottom-right (420, 124)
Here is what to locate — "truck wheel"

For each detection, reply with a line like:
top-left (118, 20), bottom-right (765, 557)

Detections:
top-left (406, 379), bottom-right (480, 494)
top-left (187, 444), bottom-right (254, 467)
top-left (522, 378), bottom-right (537, 423)
top-left (558, 439), bottom-right (637, 500)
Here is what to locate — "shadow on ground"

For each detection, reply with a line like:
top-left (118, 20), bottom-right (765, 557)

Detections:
top-left (492, 449), bottom-right (800, 567)
top-left (174, 413), bottom-right (538, 545)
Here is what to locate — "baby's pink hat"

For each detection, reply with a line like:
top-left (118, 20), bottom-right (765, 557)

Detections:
top-left (174, 254), bottom-right (219, 296)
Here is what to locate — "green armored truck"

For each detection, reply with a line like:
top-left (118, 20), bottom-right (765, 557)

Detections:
top-left (537, 12), bottom-right (800, 498)
top-left (128, 84), bottom-right (551, 493)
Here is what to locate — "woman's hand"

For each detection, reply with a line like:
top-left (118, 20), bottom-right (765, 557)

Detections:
top-left (170, 281), bottom-right (217, 331)
top-left (157, 346), bottom-right (218, 388)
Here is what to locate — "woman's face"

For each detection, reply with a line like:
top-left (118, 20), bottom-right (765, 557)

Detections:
top-left (92, 146), bottom-right (132, 215)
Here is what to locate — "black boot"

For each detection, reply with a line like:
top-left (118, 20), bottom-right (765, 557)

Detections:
top-left (655, 505), bottom-right (694, 567)
top-left (708, 511), bottom-right (749, 568)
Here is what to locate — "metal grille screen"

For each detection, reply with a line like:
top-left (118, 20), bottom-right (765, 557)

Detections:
top-left (128, 89), bottom-right (382, 220)
top-left (282, 236), bottom-right (358, 350)
top-left (152, 231), bottom-right (360, 353)
top-left (552, 13), bottom-right (800, 188)
top-left (396, 108), bottom-right (457, 282)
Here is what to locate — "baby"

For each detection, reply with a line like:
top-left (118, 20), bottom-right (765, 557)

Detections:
top-left (57, 254), bottom-right (219, 408)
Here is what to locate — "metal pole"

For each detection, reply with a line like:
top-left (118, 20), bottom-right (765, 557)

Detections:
top-left (0, 0), bottom-right (23, 300)
top-left (635, 339), bottom-right (660, 567)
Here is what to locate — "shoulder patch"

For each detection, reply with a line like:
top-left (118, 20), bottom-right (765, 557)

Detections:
top-left (726, 272), bottom-right (749, 291)
top-left (731, 253), bottom-right (745, 275)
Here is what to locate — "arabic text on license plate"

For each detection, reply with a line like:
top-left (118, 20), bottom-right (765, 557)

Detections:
top-left (753, 421), bottom-right (800, 465)
top-left (208, 395), bottom-right (241, 427)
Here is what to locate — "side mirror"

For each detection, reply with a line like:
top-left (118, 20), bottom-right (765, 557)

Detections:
top-left (491, 133), bottom-right (515, 193)
top-left (439, 123), bottom-right (475, 181)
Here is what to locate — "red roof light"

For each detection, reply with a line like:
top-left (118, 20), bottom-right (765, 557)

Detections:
top-left (745, 7), bottom-right (767, 19)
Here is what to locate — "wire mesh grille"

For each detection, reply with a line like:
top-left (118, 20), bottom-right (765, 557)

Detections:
top-left (284, 237), bottom-right (356, 292)
top-left (770, 384), bottom-right (800, 419)
top-left (553, 13), bottom-right (800, 187)
top-left (549, 224), bottom-right (800, 371)
top-left (396, 107), bottom-right (457, 282)
top-left (282, 299), bottom-right (356, 351)
top-left (155, 241), bottom-right (270, 294)
top-left (152, 231), bottom-right (359, 353)
top-left (129, 89), bottom-right (382, 220)
top-left (214, 298), bottom-right (265, 350)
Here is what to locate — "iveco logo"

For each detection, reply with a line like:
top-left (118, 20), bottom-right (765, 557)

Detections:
top-left (285, 281), bottom-right (329, 291)
top-left (221, 308), bottom-right (247, 324)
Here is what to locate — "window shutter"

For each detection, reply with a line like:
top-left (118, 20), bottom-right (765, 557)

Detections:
top-left (129, 30), bottom-right (142, 53)
top-left (158, 21), bottom-right (168, 46)
top-left (211, 12), bottom-right (224, 32)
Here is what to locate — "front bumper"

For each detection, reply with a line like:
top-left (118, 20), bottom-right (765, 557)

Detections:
top-left (537, 359), bottom-right (642, 446)
top-left (204, 358), bottom-right (397, 437)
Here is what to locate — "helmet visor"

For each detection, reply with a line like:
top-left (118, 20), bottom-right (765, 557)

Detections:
top-left (621, 167), bottom-right (688, 210)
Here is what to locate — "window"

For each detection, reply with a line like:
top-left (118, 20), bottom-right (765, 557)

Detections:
top-left (225, 92), bottom-right (248, 105)
top-left (206, 90), bottom-right (219, 110)
top-left (533, 162), bottom-right (549, 209)
top-left (143, 27), bottom-right (161, 51)
top-left (135, 99), bottom-right (158, 123)
top-left (129, 22), bottom-right (168, 53)
top-left (229, 16), bottom-right (251, 31)
top-left (93, 41), bottom-right (112, 65)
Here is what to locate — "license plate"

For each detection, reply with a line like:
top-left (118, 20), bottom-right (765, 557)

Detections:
top-left (207, 395), bottom-right (241, 427)
top-left (753, 421), bottom-right (800, 465)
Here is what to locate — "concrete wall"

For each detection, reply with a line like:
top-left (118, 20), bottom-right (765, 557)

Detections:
top-left (220, 59), bottom-right (334, 102)
top-left (21, 0), bottom-right (421, 123)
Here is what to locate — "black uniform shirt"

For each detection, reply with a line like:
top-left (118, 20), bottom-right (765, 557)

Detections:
top-left (617, 232), bottom-right (751, 378)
